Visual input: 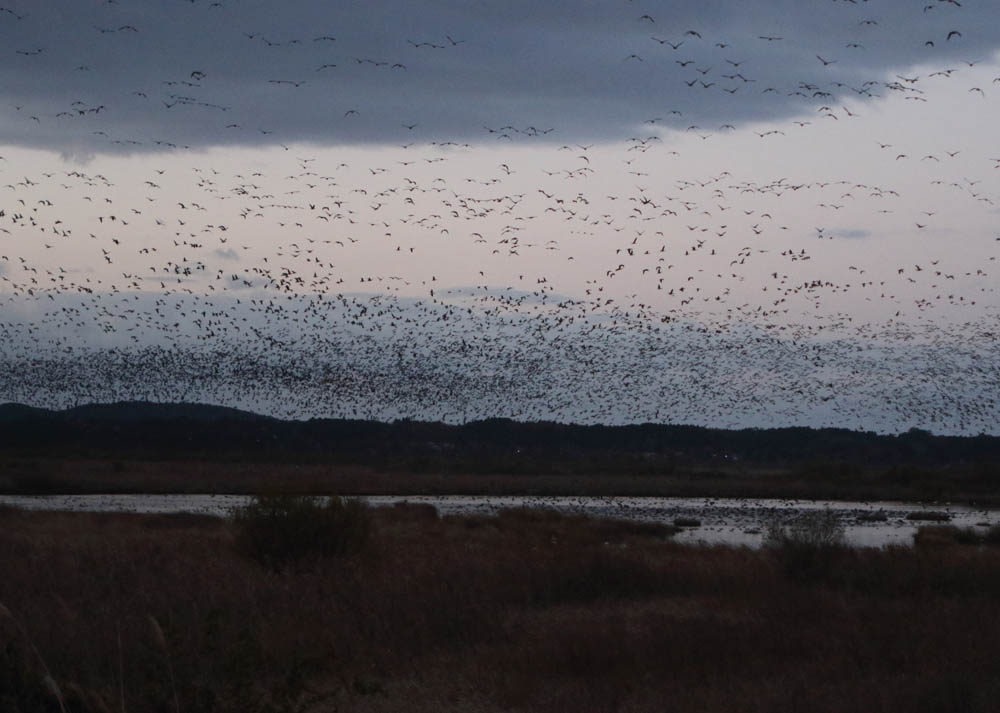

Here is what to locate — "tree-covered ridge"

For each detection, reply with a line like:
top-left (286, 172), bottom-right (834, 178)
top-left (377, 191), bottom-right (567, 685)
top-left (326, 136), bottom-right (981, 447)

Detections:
top-left (1, 401), bottom-right (996, 468)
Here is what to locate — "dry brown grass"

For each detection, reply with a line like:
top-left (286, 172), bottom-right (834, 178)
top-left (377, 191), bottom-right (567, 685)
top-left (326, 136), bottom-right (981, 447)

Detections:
top-left (2, 505), bottom-right (1000, 712)
top-left (8, 454), bottom-right (987, 504)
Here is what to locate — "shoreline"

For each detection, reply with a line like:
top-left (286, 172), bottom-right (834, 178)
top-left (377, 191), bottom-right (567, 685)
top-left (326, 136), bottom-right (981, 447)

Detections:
top-left (4, 491), bottom-right (997, 549)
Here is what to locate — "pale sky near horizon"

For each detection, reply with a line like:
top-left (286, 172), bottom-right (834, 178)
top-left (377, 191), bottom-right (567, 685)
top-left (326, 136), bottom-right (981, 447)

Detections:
top-left (0, 0), bottom-right (998, 434)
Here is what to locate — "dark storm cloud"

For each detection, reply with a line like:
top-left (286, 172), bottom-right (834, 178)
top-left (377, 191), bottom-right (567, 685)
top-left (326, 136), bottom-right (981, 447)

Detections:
top-left (0, 0), bottom-right (996, 152)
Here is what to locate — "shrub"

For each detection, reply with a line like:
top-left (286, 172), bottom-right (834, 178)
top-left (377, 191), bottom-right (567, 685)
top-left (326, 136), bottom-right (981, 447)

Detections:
top-left (231, 494), bottom-right (372, 571)
top-left (764, 509), bottom-right (846, 583)
top-left (390, 501), bottom-right (439, 521)
top-left (856, 510), bottom-right (888, 523)
top-left (951, 526), bottom-right (984, 546)
top-left (764, 509), bottom-right (846, 549)
top-left (906, 511), bottom-right (951, 522)
top-left (914, 525), bottom-right (998, 548)
top-left (913, 525), bottom-right (973, 548)
top-left (673, 517), bottom-right (701, 528)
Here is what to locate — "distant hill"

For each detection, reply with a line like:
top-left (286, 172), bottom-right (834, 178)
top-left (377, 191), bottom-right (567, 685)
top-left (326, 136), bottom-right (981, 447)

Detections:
top-left (0, 403), bottom-right (55, 421)
top-left (62, 401), bottom-right (274, 423)
top-left (0, 401), bottom-right (998, 471)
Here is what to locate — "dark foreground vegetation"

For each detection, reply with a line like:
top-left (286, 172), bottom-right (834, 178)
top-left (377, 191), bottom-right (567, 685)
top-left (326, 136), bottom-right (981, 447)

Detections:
top-left (2, 401), bottom-right (999, 503)
top-left (3, 501), bottom-right (1000, 713)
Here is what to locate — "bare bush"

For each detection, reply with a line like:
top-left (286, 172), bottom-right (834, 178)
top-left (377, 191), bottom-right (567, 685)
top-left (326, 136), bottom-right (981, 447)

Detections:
top-left (764, 509), bottom-right (846, 583)
top-left (231, 494), bottom-right (372, 571)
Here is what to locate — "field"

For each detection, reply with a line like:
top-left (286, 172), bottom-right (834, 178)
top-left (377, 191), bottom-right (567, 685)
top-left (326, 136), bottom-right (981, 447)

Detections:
top-left (2, 455), bottom-right (999, 507)
top-left (3, 502), bottom-right (1000, 712)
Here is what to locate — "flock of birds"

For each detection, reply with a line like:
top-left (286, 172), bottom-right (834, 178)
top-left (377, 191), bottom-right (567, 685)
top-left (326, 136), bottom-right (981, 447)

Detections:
top-left (0, 0), bottom-right (998, 435)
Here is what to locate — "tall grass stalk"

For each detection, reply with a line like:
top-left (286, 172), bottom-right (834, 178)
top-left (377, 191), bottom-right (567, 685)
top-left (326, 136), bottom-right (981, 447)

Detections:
top-left (0, 598), bottom-right (67, 713)
top-left (149, 614), bottom-right (180, 713)
top-left (117, 620), bottom-right (127, 713)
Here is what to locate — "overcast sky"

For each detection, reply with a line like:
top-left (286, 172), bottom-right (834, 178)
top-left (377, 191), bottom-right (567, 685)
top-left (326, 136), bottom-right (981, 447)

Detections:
top-left (0, 0), bottom-right (998, 433)
top-left (2, 0), bottom-right (999, 150)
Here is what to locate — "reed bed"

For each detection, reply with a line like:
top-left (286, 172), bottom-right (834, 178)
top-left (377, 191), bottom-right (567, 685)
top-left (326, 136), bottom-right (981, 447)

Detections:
top-left (2, 503), bottom-right (1000, 712)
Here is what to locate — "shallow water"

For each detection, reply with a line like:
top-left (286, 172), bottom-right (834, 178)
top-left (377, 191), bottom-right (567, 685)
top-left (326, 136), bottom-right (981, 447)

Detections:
top-left (1, 493), bottom-right (996, 548)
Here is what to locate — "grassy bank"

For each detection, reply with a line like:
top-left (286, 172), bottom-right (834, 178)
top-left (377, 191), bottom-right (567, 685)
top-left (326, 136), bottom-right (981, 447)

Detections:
top-left (3, 503), bottom-right (1000, 712)
top-left (2, 455), bottom-right (998, 505)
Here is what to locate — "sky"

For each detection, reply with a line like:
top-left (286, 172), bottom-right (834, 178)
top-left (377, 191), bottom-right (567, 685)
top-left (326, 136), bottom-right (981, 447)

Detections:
top-left (0, 0), bottom-right (998, 434)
